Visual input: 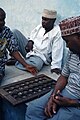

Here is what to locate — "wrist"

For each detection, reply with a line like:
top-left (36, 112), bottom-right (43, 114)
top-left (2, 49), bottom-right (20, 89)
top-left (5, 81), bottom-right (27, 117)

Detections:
top-left (50, 91), bottom-right (57, 98)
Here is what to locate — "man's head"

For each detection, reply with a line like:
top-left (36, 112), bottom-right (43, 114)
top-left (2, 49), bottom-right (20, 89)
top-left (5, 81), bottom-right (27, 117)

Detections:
top-left (0, 8), bottom-right (6, 31)
top-left (59, 16), bottom-right (80, 54)
top-left (42, 9), bottom-right (57, 31)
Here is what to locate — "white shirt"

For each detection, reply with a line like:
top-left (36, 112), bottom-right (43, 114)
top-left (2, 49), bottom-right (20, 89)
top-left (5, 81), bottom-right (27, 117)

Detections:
top-left (26, 24), bottom-right (63, 70)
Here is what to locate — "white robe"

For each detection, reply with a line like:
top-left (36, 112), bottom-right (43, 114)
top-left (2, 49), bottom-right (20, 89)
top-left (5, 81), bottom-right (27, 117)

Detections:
top-left (26, 24), bottom-right (63, 70)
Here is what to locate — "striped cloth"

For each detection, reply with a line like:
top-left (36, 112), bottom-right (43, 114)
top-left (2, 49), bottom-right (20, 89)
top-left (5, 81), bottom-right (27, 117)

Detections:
top-left (62, 50), bottom-right (80, 99)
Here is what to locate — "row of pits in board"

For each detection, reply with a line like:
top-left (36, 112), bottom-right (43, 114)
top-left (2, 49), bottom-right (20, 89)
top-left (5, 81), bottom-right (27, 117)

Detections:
top-left (3, 77), bottom-right (53, 99)
top-left (11, 84), bottom-right (52, 100)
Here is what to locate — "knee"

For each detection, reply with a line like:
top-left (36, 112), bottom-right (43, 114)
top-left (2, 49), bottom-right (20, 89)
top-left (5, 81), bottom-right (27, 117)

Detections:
top-left (12, 29), bottom-right (22, 41)
top-left (26, 101), bottom-right (42, 118)
top-left (12, 29), bottom-right (20, 35)
top-left (26, 102), bottom-right (36, 115)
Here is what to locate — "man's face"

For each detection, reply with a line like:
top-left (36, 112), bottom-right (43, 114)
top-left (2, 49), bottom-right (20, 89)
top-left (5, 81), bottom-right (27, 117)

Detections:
top-left (63, 34), bottom-right (80, 54)
top-left (42, 17), bottom-right (55, 30)
top-left (0, 13), bottom-right (5, 31)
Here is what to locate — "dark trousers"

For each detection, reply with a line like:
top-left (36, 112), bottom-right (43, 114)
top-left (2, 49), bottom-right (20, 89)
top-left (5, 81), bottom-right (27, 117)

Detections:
top-left (2, 99), bottom-right (26, 120)
top-left (0, 98), bottom-right (3, 120)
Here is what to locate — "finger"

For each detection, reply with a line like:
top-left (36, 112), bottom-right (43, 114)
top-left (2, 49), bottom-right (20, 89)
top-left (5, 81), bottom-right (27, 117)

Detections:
top-left (30, 66), bottom-right (38, 73)
top-left (30, 70), bottom-right (37, 75)
top-left (26, 68), bottom-right (35, 75)
top-left (34, 68), bottom-right (38, 73)
top-left (45, 106), bottom-right (52, 118)
top-left (31, 68), bottom-right (38, 75)
top-left (52, 103), bottom-right (57, 114)
top-left (32, 68), bottom-right (38, 74)
top-left (27, 66), bottom-right (38, 75)
top-left (53, 98), bottom-right (63, 106)
top-left (55, 95), bottom-right (63, 101)
top-left (44, 107), bottom-right (49, 117)
top-left (57, 90), bottom-right (60, 94)
top-left (47, 105), bottom-right (53, 117)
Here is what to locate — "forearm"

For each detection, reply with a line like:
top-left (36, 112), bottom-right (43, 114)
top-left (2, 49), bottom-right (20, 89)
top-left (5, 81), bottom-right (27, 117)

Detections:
top-left (65, 98), bottom-right (80, 107)
top-left (52, 75), bottom-right (68, 95)
top-left (52, 95), bottom-right (80, 108)
top-left (73, 99), bottom-right (80, 107)
top-left (11, 51), bottom-right (28, 68)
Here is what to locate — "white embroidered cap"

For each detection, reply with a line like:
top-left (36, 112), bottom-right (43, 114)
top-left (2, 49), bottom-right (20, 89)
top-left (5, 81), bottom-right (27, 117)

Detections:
top-left (42, 9), bottom-right (57, 19)
top-left (59, 16), bottom-right (80, 36)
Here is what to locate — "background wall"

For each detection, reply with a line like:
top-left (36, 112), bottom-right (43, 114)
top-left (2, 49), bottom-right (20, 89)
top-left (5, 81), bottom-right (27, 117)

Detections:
top-left (0, 0), bottom-right (80, 36)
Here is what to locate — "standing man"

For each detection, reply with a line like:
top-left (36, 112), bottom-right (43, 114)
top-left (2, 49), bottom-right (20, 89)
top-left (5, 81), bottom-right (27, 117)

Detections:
top-left (8, 9), bottom-right (63, 75)
top-left (0, 7), bottom-right (37, 81)
top-left (25, 16), bottom-right (80, 120)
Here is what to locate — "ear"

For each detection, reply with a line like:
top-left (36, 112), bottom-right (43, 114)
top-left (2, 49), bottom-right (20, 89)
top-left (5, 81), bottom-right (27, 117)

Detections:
top-left (73, 34), bottom-right (79, 41)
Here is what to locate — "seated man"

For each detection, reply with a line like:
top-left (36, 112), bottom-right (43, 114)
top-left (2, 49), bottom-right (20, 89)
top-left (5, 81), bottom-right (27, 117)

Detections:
top-left (0, 7), bottom-right (37, 120)
top-left (0, 7), bottom-right (38, 82)
top-left (7, 9), bottom-right (64, 75)
top-left (25, 16), bottom-right (80, 120)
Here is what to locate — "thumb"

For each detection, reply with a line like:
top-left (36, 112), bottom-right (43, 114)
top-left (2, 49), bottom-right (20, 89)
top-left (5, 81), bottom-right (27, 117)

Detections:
top-left (57, 90), bottom-right (60, 94)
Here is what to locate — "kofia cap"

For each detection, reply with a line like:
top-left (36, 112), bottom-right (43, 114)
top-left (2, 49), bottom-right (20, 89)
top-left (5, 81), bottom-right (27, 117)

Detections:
top-left (59, 16), bottom-right (80, 36)
top-left (42, 9), bottom-right (57, 19)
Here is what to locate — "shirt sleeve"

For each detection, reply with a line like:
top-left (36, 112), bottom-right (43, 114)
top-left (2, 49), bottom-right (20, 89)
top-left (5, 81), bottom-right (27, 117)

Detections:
top-left (51, 27), bottom-right (63, 70)
top-left (5, 27), bottom-right (19, 53)
top-left (61, 51), bottom-right (71, 77)
top-left (30, 25), bottom-right (41, 42)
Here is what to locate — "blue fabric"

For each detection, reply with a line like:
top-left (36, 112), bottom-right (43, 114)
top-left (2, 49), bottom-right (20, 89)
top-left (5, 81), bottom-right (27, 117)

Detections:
top-left (25, 89), bottom-right (80, 120)
top-left (2, 100), bottom-right (26, 120)
top-left (0, 98), bottom-right (3, 120)
top-left (13, 29), bottom-right (28, 57)
top-left (15, 55), bottom-right (44, 71)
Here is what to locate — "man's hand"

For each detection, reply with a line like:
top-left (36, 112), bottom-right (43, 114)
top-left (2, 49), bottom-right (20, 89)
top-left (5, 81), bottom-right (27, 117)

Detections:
top-left (51, 68), bottom-right (61, 75)
top-left (44, 94), bottom-right (57, 118)
top-left (12, 51), bottom-right (37, 75)
top-left (44, 90), bottom-right (62, 118)
top-left (25, 40), bottom-right (34, 53)
top-left (25, 64), bottom-right (38, 75)
top-left (53, 95), bottom-right (75, 107)
top-left (53, 90), bottom-right (77, 107)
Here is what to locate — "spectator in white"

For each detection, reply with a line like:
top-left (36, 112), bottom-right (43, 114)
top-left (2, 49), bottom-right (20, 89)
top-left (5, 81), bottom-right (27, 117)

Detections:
top-left (9, 9), bottom-right (63, 74)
